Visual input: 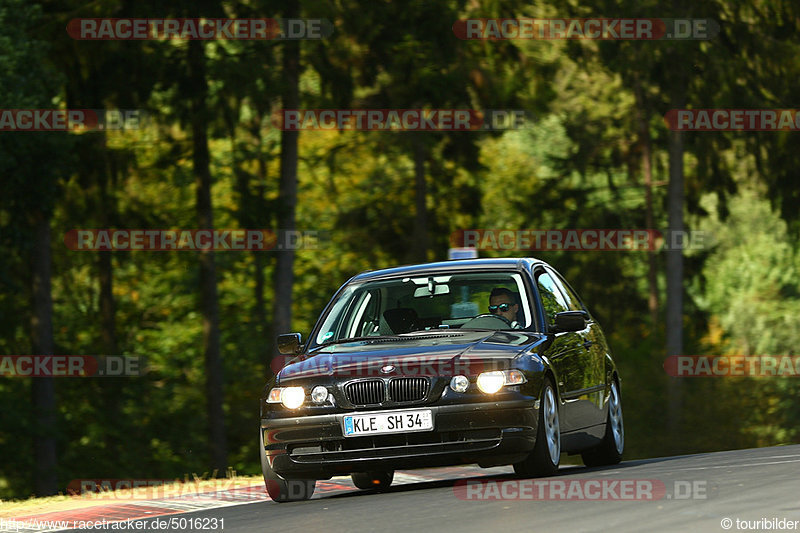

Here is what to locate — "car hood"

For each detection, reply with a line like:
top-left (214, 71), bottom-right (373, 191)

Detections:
top-left (277, 330), bottom-right (547, 381)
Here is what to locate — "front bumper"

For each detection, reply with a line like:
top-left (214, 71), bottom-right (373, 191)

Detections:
top-left (261, 399), bottom-right (538, 479)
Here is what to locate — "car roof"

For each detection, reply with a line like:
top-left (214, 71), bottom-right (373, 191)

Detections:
top-left (350, 257), bottom-right (548, 282)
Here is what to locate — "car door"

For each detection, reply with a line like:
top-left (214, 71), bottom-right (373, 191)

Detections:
top-left (546, 267), bottom-right (606, 428)
top-left (533, 268), bottom-right (585, 432)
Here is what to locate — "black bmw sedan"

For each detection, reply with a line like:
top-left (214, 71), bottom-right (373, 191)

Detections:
top-left (260, 258), bottom-right (624, 502)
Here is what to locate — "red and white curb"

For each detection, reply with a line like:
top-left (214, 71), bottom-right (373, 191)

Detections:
top-left (2, 467), bottom-right (510, 532)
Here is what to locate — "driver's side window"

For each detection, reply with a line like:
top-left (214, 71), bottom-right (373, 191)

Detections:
top-left (536, 271), bottom-right (569, 327)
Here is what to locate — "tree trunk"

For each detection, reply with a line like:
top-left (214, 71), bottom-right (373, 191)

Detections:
top-left (412, 138), bottom-right (428, 262)
top-left (96, 134), bottom-right (122, 457)
top-left (98, 252), bottom-right (116, 358)
top-left (253, 133), bottom-right (268, 348)
top-left (662, 0), bottom-right (690, 449)
top-left (272, 0), bottom-right (300, 344)
top-left (634, 85), bottom-right (659, 329)
top-left (30, 212), bottom-right (58, 496)
top-left (188, 38), bottom-right (227, 473)
top-left (666, 127), bottom-right (684, 441)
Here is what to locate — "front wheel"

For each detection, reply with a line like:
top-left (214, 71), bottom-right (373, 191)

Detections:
top-left (514, 378), bottom-right (560, 477)
top-left (260, 429), bottom-right (316, 502)
top-left (581, 379), bottom-right (624, 467)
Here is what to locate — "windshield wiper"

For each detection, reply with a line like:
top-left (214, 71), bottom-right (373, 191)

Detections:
top-left (319, 335), bottom-right (402, 347)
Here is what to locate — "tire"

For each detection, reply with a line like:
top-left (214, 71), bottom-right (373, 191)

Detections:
top-left (581, 379), bottom-right (624, 467)
top-left (264, 475), bottom-right (316, 503)
top-left (351, 470), bottom-right (394, 490)
top-left (259, 429), bottom-right (316, 502)
top-left (514, 377), bottom-right (561, 477)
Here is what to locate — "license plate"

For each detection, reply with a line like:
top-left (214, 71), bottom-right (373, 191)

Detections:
top-left (342, 409), bottom-right (433, 437)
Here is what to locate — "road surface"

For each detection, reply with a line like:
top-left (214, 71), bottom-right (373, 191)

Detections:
top-left (61, 445), bottom-right (800, 533)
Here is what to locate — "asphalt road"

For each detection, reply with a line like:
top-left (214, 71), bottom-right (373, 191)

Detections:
top-left (75, 445), bottom-right (800, 533)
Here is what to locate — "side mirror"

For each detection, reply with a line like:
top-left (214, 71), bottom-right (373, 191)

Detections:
top-left (552, 311), bottom-right (588, 333)
top-left (277, 333), bottom-right (302, 355)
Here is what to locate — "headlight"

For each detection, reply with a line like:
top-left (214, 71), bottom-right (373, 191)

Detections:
top-left (267, 388), bottom-right (283, 403)
top-left (311, 385), bottom-right (329, 404)
top-left (477, 371), bottom-right (505, 394)
top-left (267, 387), bottom-right (305, 409)
top-left (281, 387), bottom-right (305, 409)
top-left (450, 375), bottom-right (469, 393)
top-left (476, 370), bottom-right (527, 394)
top-left (504, 369), bottom-right (526, 385)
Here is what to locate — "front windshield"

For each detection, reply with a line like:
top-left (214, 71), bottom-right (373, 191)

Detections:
top-left (313, 271), bottom-right (533, 346)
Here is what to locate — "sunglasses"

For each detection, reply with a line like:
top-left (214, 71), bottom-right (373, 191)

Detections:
top-left (488, 303), bottom-right (511, 313)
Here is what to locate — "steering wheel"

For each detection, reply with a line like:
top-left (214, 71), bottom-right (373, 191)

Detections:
top-left (461, 313), bottom-right (513, 329)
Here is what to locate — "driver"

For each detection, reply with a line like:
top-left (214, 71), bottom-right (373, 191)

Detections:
top-left (489, 288), bottom-right (521, 329)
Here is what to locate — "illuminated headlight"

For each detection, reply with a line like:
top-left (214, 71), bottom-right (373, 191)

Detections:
top-left (476, 370), bottom-right (527, 394)
top-left (281, 387), bottom-right (305, 409)
top-left (267, 387), bottom-right (305, 409)
top-left (477, 371), bottom-right (505, 394)
top-left (450, 375), bottom-right (469, 393)
top-left (311, 386), bottom-right (329, 404)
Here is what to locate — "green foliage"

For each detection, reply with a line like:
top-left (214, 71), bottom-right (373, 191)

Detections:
top-left (693, 185), bottom-right (800, 446)
top-left (1, 0), bottom-right (800, 499)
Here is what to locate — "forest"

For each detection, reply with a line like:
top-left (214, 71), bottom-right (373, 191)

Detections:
top-left (1, 0), bottom-right (799, 499)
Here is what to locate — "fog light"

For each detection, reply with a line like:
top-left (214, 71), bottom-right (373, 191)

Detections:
top-left (281, 387), bottom-right (305, 409)
top-left (477, 371), bottom-right (505, 394)
top-left (450, 375), bottom-right (469, 393)
top-left (311, 385), bottom-right (329, 404)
